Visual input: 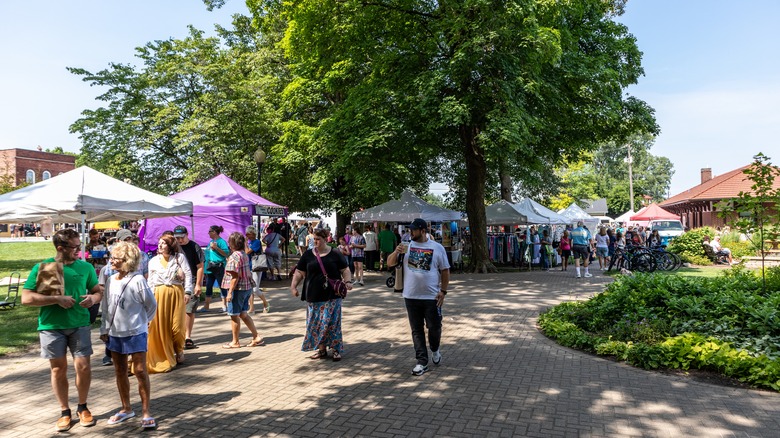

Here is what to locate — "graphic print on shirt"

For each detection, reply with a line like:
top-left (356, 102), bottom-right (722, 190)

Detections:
top-left (408, 247), bottom-right (434, 272)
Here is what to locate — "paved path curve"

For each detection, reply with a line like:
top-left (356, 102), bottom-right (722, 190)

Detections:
top-left (1, 270), bottom-right (778, 437)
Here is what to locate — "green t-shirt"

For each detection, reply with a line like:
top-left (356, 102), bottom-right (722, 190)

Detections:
top-left (24, 258), bottom-right (99, 330)
top-left (378, 230), bottom-right (398, 253)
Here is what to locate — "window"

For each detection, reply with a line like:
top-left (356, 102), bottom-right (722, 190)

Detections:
top-left (26, 169), bottom-right (35, 184)
top-left (42, 171), bottom-right (51, 180)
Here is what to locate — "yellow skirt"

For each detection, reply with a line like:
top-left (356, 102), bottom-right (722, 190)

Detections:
top-left (144, 284), bottom-right (185, 374)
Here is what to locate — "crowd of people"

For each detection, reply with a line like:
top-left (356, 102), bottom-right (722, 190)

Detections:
top-left (517, 222), bottom-right (672, 277)
top-left (21, 217), bottom-right (449, 431)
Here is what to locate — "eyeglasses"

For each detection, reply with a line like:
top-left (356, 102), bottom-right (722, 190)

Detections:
top-left (110, 257), bottom-right (125, 262)
top-left (60, 244), bottom-right (80, 250)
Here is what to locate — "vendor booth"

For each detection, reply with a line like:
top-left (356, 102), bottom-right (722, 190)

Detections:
top-left (0, 166), bottom-right (193, 259)
top-left (141, 174), bottom-right (286, 250)
top-left (559, 203), bottom-right (600, 230)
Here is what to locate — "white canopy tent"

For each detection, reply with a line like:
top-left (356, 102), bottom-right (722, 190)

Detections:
top-left (0, 166), bottom-right (193, 223)
top-left (0, 166), bottom-right (193, 255)
top-left (558, 202), bottom-right (600, 230)
top-left (514, 198), bottom-right (570, 225)
top-left (352, 190), bottom-right (463, 223)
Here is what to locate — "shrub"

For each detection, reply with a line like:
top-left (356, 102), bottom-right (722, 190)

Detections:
top-left (668, 227), bottom-right (715, 264)
top-left (538, 271), bottom-right (780, 390)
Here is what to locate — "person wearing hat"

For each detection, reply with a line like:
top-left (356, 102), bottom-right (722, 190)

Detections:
top-left (570, 220), bottom-right (593, 278)
top-left (387, 218), bottom-right (450, 376)
top-left (173, 225), bottom-right (204, 348)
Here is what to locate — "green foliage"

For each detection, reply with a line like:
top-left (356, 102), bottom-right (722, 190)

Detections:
top-left (667, 227), bottom-right (714, 264)
top-left (717, 153), bottom-right (780, 290)
top-left (539, 270), bottom-right (780, 390)
top-left (0, 242), bottom-right (56, 355)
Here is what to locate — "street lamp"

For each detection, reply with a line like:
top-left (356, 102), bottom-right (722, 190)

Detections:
top-left (254, 148), bottom-right (266, 196)
top-left (626, 143), bottom-right (634, 212)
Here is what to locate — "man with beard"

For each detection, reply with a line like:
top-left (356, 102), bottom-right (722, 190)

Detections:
top-left (22, 228), bottom-right (102, 431)
top-left (387, 218), bottom-right (450, 376)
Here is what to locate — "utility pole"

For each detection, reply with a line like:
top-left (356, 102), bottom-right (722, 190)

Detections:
top-left (627, 143), bottom-right (634, 212)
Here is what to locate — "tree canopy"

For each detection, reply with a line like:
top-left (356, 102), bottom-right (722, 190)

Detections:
top-left (249, 0), bottom-right (657, 271)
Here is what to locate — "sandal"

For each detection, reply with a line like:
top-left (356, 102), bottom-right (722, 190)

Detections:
top-left (247, 338), bottom-right (265, 347)
top-left (221, 342), bottom-right (242, 349)
top-left (175, 352), bottom-right (185, 364)
top-left (107, 411), bottom-right (135, 425)
top-left (309, 349), bottom-right (328, 360)
top-left (184, 338), bottom-right (196, 349)
top-left (141, 417), bottom-right (157, 430)
top-left (332, 351), bottom-right (342, 362)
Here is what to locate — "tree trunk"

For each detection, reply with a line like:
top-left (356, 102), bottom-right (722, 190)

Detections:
top-left (499, 168), bottom-right (513, 202)
top-left (461, 124), bottom-right (497, 273)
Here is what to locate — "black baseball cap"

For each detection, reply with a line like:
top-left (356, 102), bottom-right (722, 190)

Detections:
top-left (173, 225), bottom-right (188, 237)
top-left (408, 218), bottom-right (428, 230)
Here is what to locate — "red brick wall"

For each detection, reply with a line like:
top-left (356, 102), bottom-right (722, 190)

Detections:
top-left (0, 149), bottom-right (76, 186)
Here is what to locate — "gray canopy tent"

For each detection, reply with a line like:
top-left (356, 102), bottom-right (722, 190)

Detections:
top-left (352, 190), bottom-right (463, 222)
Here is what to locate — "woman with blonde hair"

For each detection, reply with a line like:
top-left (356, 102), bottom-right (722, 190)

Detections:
top-left (144, 235), bottom-right (192, 373)
top-left (101, 241), bottom-right (157, 429)
top-left (245, 226), bottom-right (270, 314)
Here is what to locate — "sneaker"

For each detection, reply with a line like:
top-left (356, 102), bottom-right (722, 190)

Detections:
top-left (576, 274), bottom-right (581, 278)
top-left (102, 356), bottom-right (113, 366)
top-left (358, 281), bottom-right (364, 286)
top-left (411, 364), bottom-right (429, 376)
top-left (432, 350), bottom-right (442, 365)
top-left (77, 408), bottom-right (96, 427)
top-left (584, 273), bottom-right (593, 278)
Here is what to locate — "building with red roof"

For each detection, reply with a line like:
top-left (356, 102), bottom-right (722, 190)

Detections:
top-left (660, 166), bottom-right (780, 229)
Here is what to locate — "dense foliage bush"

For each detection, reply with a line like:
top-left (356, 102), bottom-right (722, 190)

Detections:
top-left (539, 267), bottom-right (780, 390)
top-left (667, 227), bottom-right (714, 265)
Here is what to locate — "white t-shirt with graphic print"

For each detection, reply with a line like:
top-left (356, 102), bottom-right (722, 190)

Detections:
top-left (402, 239), bottom-right (450, 300)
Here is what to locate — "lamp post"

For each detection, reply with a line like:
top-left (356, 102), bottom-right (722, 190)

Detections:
top-left (254, 148), bottom-right (266, 196)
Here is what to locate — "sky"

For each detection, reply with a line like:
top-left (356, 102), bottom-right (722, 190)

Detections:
top-left (1, 1), bottom-right (778, 199)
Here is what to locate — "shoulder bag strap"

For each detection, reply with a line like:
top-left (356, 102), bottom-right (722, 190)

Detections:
top-left (313, 249), bottom-right (329, 281)
top-left (106, 274), bottom-right (137, 334)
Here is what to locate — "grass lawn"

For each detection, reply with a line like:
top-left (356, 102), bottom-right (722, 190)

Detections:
top-left (0, 241), bottom-right (58, 356)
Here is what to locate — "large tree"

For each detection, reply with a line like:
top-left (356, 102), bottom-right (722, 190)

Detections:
top-left (252, 0), bottom-right (656, 271)
top-left (69, 17), bottom-right (288, 197)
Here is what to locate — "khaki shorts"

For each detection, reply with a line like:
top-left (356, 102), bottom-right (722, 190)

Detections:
top-left (39, 326), bottom-right (93, 359)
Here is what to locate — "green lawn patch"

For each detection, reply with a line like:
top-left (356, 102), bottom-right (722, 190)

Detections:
top-left (0, 242), bottom-right (57, 355)
top-left (539, 266), bottom-right (780, 390)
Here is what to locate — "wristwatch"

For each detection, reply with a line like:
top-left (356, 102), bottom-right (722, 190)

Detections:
top-left (440, 289), bottom-right (447, 295)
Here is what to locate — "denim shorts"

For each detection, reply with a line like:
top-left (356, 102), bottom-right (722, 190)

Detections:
top-left (107, 332), bottom-right (148, 355)
top-left (596, 247), bottom-right (609, 257)
top-left (39, 326), bottom-right (93, 359)
top-left (227, 289), bottom-right (251, 315)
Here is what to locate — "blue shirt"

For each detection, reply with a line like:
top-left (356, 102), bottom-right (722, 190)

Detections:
top-left (570, 226), bottom-right (591, 246)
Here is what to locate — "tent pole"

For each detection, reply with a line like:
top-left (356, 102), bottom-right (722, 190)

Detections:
top-left (81, 212), bottom-right (87, 260)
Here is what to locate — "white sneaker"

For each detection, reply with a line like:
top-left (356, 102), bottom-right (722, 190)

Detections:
top-left (432, 350), bottom-right (441, 365)
top-left (584, 273), bottom-right (593, 278)
top-left (411, 364), bottom-right (428, 376)
top-left (576, 273), bottom-right (581, 278)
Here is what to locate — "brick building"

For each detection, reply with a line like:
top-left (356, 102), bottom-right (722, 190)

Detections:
top-left (660, 166), bottom-right (780, 229)
top-left (0, 147), bottom-right (76, 187)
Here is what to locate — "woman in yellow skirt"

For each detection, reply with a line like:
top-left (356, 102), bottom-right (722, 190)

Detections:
top-left (144, 235), bottom-right (193, 373)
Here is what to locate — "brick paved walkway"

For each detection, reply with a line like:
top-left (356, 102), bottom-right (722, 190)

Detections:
top-left (2, 270), bottom-right (779, 437)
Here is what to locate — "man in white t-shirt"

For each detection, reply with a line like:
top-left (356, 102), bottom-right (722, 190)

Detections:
top-left (363, 225), bottom-right (379, 271)
top-left (388, 218), bottom-right (450, 376)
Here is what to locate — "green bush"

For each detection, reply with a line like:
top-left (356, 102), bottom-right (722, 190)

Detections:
top-left (668, 227), bottom-right (715, 265)
top-left (538, 268), bottom-right (780, 390)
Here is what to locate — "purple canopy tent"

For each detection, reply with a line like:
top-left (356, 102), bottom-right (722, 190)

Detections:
top-left (140, 174), bottom-right (286, 251)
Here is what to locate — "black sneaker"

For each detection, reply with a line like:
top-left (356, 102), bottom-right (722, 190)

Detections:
top-left (411, 364), bottom-right (428, 376)
top-left (102, 356), bottom-right (113, 366)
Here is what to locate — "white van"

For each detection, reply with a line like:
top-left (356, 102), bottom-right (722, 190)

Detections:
top-left (648, 219), bottom-right (685, 246)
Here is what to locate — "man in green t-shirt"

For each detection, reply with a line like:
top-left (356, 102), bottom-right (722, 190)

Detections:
top-left (22, 228), bottom-right (102, 432)
top-left (377, 223), bottom-right (398, 271)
